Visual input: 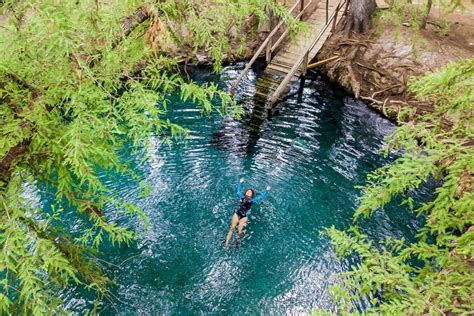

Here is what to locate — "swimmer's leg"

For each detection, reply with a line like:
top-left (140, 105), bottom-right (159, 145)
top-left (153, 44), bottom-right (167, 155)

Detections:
top-left (225, 213), bottom-right (239, 248)
top-left (235, 217), bottom-right (248, 248)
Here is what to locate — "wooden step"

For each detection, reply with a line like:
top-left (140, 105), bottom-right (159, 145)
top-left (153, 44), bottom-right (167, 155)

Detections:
top-left (270, 58), bottom-right (294, 67)
top-left (272, 57), bottom-right (298, 65)
top-left (267, 64), bottom-right (298, 75)
top-left (267, 63), bottom-right (302, 76)
top-left (267, 64), bottom-right (291, 72)
top-left (278, 50), bottom-right (306, 58)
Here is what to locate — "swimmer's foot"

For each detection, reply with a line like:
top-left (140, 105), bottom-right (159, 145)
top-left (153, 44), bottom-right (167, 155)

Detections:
top-left (234, 238), bottom-right (240, 249)
top-left (224, 241), bottom-right (230, 248)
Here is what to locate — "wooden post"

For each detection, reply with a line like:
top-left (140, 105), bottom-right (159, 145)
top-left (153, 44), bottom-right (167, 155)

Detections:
top-left (332, 3), bottom-right (340, 31)
top-left (326, 0), bottom-right (329, 24)
top-left (301, 52), bottom-right (309, 76)
top-left (266, 6), bottom-right (273, 63)
top-left (344, 0), bottom-right (350, 16)
top-left (300, 0), bottom-right (304, 20)
top-left (266, 41), bottom-right (272, 62)
top-left (266, 108), bottom-right (273, 120)
top-left (297, 76), bottom-right (306, 103)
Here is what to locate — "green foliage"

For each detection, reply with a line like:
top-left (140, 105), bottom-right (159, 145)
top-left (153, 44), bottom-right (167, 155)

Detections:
top-left (375, 0), bottom-right (465, 56)
top-left (379, 0), bottom-right (463, 29)
top-left (326, 59), bottom-right (473, 314)
top-left (0, 0), bottom-right (296, 313)
top-left (149, 0), bottom-right (300, 72)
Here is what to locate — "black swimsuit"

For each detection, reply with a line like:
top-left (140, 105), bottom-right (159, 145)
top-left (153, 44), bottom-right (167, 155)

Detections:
top-left (236, 198), bottom-right (253, 220)
top-left (235, 181), bottom-right (269, 220)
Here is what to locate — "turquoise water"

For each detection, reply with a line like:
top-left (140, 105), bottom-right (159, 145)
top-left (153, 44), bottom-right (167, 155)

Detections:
top-left (54, 63), bottom-right (425, 314)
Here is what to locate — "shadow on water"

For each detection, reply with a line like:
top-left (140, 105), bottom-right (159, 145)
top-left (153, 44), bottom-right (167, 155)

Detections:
top-left (211, 68), bottom-right (344, 162)
top-left (210, 70), bottom-right (284, 155)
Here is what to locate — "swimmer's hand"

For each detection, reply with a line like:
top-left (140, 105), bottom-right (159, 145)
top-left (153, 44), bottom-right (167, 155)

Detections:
top-left (266, 185), bottom-right (271, 190)
top-left (240, 178), bottom-right (245, 183)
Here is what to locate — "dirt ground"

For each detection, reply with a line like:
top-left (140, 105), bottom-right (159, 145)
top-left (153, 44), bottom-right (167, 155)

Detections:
top-left (315, 2), bottom-right (474, 121)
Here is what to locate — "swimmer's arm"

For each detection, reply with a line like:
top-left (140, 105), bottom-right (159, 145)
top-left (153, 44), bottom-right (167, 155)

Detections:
top-left (252, 185), bottom-right (271, 203)
top-left (237, 178), bottom-right (244, 198)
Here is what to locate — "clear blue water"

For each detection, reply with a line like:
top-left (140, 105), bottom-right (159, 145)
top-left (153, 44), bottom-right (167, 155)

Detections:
top-left (47, 63), bottom-right (425, 314)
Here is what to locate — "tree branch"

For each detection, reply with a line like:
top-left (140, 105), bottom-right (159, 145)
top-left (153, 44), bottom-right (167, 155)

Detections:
top-left (1, 6), bottom-right (152, 186)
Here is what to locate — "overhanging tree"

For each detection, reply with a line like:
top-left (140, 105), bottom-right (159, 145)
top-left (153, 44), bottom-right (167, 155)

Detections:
top-left (0, 0), bottom-right (298, 313)
top-left (327, 58), bottom-right (473, 314)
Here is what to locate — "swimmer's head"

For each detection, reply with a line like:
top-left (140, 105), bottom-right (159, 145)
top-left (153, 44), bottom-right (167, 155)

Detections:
top-left (245, 189), bottom-right (255, 199)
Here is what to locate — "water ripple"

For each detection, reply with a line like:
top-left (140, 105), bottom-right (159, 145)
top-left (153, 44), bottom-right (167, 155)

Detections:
top-left (55, 63), bottom-right (427, 314)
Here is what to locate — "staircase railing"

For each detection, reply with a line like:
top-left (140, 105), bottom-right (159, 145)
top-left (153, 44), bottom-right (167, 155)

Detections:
top-left (267, 0), bottom-right (347, 106)
top-left (270, 0), bottom-right (314, 53)
top-left (230, 0), bottom-right (312, 95)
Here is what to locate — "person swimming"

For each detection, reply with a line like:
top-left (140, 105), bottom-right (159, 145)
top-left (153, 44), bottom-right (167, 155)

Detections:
top-left (224, 178), bottom-right (271, 248)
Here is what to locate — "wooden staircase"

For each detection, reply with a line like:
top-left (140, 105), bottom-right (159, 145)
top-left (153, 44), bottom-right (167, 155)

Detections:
top-left (267, 0), bottom-right (340, 75)
top-left (231, 0), bottom-right (347, 108)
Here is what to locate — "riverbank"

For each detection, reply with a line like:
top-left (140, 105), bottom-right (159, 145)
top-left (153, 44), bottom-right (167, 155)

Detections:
top-left (314, 3), bottom-right (473, 122)
top-left (185, 1), bottom-right (473, 125)
top-left (314, 5), bottom-right (473, 314)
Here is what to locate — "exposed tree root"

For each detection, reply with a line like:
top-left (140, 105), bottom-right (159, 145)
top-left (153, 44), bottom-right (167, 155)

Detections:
top-left (372, 84), bottom-right (402, 98)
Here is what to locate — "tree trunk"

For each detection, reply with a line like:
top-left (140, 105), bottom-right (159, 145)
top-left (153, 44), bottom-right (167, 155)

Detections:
top-left (345, 0), bottom-right (376, 34)
top-left (421, 0), bottom-right (432, 29)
